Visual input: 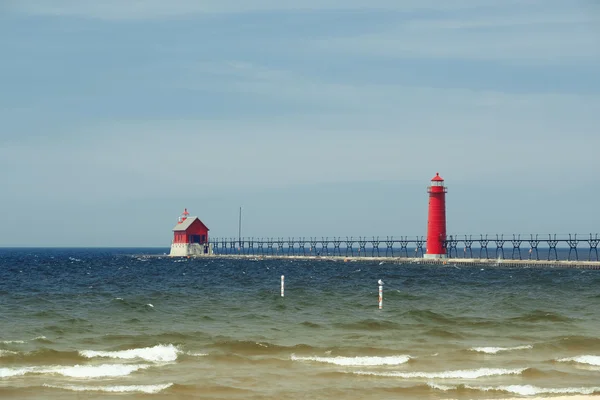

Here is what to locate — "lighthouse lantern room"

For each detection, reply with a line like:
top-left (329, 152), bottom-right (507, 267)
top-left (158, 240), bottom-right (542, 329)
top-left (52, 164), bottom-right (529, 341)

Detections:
top-left (425, 173), bottom-right (448, 259)
top-left (169, 208), bottom-right (212, 257)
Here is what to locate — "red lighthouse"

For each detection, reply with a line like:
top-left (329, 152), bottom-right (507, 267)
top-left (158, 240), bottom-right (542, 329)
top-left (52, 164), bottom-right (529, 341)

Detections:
top-left (425, 173), bottom-right (448, 259)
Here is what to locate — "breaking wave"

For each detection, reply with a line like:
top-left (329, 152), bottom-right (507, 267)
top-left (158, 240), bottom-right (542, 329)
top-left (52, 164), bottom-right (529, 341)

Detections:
top-left (80, 344), bottom-right (180, 363)
top-left (429, 382), bottom-right (600, 396)
top-left (0, 363), bottom-right (150, 378)
top-left (354, 367), bottom-right (525, 379)
top-left (557, 355), bottom-right (600, 366)
top-left (43, 383), bottom-right (173, 394)
top-left (470, 345), bottom-right (533, 354)
top-left (291, 354), bottom-right (411, 366)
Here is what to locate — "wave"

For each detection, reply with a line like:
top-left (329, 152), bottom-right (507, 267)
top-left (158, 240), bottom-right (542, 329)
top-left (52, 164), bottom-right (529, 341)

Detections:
top-left (388, 290), bottom-right (424, 300)
top-left (334, 319), bottom-right (402, 331)
top-left (84, 331), bottom-right (213, 346)
top-left (424, 328), bottom-right (464, 339)
top-left (469, 345), bottom-right (532, 354)
top-left (1, 336), bottom-right (49, 345)
top-left (300, 321), bottom-right (322, 328)
top-left (429, 383), bottom-right (600, 396)
top-left (405, 310), bottom-right (455, 324)
top-left (0, 348), bottom-right (81, 363)
top-left (209, 339), bottom-right (314, 354)
top-left (353, 367), bottom-right (526, 379)
top-left (509, 310), bottom-right (573, 323)
top-left (110, 298), bottom-right (158, 313)
top-left (540, 336), bottom-right (600, 352)
top-left (80, 344), bottom-right (180, 363)
top-left (557, 355), bottom-right (600, 366)
top-left (0, 363), bottom-right (150, 378)
top-left (291, 354), bottom-right (411, 366)
top-left (43, 383), bottom-right (173, 394)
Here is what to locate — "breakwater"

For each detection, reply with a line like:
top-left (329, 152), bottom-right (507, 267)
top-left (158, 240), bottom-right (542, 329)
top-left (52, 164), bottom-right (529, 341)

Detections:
top-left (173, 253), bottom-right (600, 269)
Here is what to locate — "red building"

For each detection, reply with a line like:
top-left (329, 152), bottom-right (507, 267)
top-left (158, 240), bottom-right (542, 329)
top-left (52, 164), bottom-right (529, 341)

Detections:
top-left (170, 208), bottom-right (211, 256)
top-left (172, 208), bottom-right (209, 244)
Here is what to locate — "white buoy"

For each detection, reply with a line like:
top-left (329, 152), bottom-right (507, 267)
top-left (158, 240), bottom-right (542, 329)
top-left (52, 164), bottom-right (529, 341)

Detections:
top-left (378, 279), bottom-right (383, 309)
top-left (281, 275), bottom-right (285, 297)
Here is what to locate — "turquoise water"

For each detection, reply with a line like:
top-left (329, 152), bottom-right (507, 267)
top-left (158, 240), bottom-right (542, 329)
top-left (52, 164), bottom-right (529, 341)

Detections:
top-left (1, 248), bottom-right (599, 399)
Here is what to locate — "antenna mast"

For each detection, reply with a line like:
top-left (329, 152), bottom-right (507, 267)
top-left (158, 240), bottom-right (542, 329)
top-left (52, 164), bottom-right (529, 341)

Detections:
top-left (238, 206), bottom-right (242, 249)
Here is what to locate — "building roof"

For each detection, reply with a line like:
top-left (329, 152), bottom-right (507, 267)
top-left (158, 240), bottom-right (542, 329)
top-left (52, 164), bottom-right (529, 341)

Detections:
top-left (172, 217), bottom-right (209, 232)
top-left (431, 172), bottom-right (444, 182)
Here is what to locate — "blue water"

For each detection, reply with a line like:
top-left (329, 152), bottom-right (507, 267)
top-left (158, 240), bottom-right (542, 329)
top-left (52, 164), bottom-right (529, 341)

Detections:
top-left (1, 248), bottom-right (600, 399)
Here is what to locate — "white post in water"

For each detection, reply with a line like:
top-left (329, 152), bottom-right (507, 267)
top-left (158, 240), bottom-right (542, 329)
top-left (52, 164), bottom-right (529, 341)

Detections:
top-left (281, 275), bottom-right (285, 297)
top-left (378, 279), bottom-right (384, 309)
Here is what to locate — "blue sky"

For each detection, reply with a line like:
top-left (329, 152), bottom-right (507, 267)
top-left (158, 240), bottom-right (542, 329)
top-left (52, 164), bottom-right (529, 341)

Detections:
top-left (1, 0), bottom-right (599, 246)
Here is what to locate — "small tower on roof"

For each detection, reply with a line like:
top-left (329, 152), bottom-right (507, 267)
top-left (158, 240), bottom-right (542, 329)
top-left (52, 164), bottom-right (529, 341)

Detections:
top-left (178, 208), bottom-right (190, 223)
top-left (169, 208), bottom-right (212, 257)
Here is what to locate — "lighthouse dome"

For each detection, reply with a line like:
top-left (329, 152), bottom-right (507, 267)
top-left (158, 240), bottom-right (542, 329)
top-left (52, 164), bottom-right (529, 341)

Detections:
top-left (431, 172), bottom-right (444, 182)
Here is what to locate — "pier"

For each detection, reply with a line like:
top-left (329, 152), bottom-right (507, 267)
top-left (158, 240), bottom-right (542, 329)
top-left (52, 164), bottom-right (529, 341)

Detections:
top-left (167, 234), bottom-right (600, 269)
top-left (160, 252), bottom-right (600, 269)
top-left (208, 234), bottom-right (600, 261)
top-left (165, 174), bottom-right (599, 269)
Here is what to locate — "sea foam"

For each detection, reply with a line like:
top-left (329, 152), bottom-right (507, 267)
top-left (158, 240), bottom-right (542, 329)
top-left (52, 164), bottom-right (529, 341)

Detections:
top-left (0, 364), bottom-right (150, 378)
top-left (291, 354), bottom-right (411, 366)
top-left (43, 383), bottom-right (173, 394)
top-left (428, 383), bottom-right (600, 396)
top-left (354, 367), bottom-right (525, 379)
top-left (80, 344), bottom-right (180, 363)
top-left (557, 355), bottom-right (600, 366)
top-left (470, 345), bottom-right (532, 354)
top-left (1, 340), bottom-right (25, 344)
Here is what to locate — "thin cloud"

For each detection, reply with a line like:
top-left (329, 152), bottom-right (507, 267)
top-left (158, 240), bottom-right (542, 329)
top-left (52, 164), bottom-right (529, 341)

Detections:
top-left (8, 0), bottom-right (520, 20)
top-left (312, 10), bottom-right (600, 64)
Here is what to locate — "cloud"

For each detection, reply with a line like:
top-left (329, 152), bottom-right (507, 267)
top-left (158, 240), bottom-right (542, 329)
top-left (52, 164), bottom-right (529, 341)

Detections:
top-left (3, 74), bottom-right (598, 204)
top-left (6, 0), bottom-right (490, 19)
top-left (312, 10), bottom-right (600, 64)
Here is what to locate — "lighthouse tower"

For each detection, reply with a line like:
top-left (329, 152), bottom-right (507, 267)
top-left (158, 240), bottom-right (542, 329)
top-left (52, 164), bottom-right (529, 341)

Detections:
top-left (169, 208), bottom-right (212, 257)
top-left (425, 173), bottom-right (448, 259)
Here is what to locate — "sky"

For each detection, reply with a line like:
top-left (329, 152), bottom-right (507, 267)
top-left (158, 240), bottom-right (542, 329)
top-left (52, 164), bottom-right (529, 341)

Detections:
top-left (1, 0), bottom-right (599, 247)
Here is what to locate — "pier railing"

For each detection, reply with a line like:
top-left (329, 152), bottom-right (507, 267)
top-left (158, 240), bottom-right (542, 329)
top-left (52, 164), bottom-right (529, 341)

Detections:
top-left (209, 234), bottom-right (600, 261)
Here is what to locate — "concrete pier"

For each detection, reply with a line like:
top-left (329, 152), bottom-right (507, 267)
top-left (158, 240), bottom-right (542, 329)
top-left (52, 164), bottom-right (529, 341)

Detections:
top-left (157, 253), bottom-right (600, 269)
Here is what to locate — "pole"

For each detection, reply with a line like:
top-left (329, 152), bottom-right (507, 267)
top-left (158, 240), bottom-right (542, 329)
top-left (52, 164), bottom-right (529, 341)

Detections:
top-left (238, 206), bottom-right (242, 251)
top-left (281, 275), bottom-right (285, 297)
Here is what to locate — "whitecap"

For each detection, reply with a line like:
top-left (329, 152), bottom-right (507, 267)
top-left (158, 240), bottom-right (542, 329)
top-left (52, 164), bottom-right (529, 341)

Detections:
top-left (427, 382), bottom-right (455, 391)
top-left (354, 367), bottom-right (525, 379)
top-left (468, 384), bottom-right (600, 396)
top-left (1, 340), bottom-right (25, 344)
top-left (0, 350), bottom-right (19, 357)
top-left (43, 383), bottom-right (173, 394)
top-left (185, 351), bottom-right (208, 357)
top-left (1, 364), bottom-right (149, 378)
top-left (470, 345), bottom-right (532, 354)
top-left (427, 382), bottom-right (600, 395)
top-left (80, 344), bottom-right (180, 363)
top-left (557, 355), bottom-right (600, 366)
top-left (292, 354), bottom-right (411, 366)
top-left (0, 367), bottom-right (34, 378)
